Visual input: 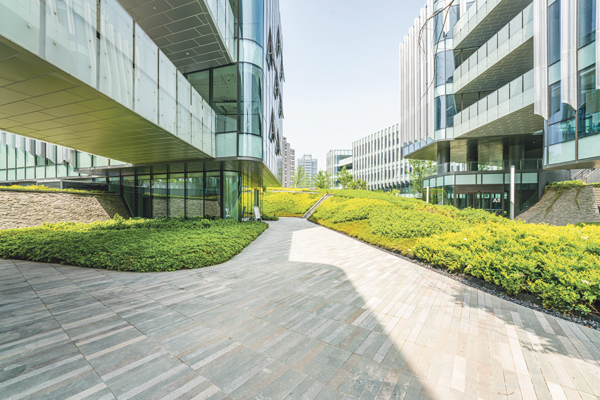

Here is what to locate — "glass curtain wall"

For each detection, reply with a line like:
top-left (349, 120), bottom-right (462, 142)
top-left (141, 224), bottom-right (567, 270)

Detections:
top-left (112, 168), bottom-right (253, 220)
top-left (433, 1), bottom-right (459, 141)
top-left (546, 0), bottom-right (600, 163)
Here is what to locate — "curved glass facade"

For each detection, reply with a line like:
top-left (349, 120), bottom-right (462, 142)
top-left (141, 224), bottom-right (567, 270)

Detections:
top-left (240, 0), bottom-right (264, 46)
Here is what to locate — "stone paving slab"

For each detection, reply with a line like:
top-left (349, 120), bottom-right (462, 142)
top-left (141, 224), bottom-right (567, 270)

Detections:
top-left (1, 218), bottom-right (600, 399)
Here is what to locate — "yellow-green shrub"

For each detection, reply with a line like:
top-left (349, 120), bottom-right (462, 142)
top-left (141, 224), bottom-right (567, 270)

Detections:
top-left (369, 207), bottom-right (468, 239)
top-left (0, 217), bottom-right (267, 272)
top-left (309, 189), bottom-right (600, 314)
top-left (262, 192), bottom-right (322, 217)
top-left (414, 222), bottom-right (600, 313)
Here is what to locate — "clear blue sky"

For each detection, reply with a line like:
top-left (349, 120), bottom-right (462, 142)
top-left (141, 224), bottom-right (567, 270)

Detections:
top-left (279, 0), bottom-right (426, 170)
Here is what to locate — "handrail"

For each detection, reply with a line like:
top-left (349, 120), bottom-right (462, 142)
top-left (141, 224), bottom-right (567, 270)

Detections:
top-left (302, 194), bottom-right (332, 219)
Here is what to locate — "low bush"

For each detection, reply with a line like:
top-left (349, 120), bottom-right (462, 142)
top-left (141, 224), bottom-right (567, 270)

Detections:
top-left (369, 206), bottom-right (468, 239)
top-left (0, 216), bottom-right (267, 272)
top-left (0, 184), bottom-right (104, 194)
top-left (414, 222), bottom-right (600, 313)
top-left (307, 189), bottom-right (600, 314)
top-left (263, 192), bottom-right (322, 217)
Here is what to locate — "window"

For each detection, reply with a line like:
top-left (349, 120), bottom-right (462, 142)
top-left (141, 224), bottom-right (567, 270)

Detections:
top-left (548, 81), bottom-right (576, 144)
top-left (240, 0), bottom-right (264, 46)
top-left (434, 11), bottom-right (445, 43)
top-left (446, 95), bottom-right (456, 127)
top-left (276, 29), bottom-right (282, 56)
top-left (266, 33), bottom-right (274, 68)
top-left (578, 65), bottom-right (600, 138)
top-left (269, 112), bottom-right (275, 141)
top-left (435, 96), bottom-right (446, 130)
top-left (447, 5), bottom-right (460, 39)
top-left (548, 1), bottom-right (560, 65)
top-left (578, 0), bottom-right (596, 48)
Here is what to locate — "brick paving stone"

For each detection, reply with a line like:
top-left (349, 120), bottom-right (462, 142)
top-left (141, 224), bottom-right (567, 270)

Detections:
top-left (1, 219), bottom-right (600, 399)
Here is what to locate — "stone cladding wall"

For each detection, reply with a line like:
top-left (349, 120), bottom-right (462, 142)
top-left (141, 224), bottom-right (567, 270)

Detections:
top-left (519, 187), bottom-right (600, 226)
top-left (0, 190), bottom-right (130, 230)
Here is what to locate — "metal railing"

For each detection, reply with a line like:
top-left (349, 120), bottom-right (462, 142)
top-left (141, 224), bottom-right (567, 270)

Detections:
top-left (436, 159), bottom-right (543, 174)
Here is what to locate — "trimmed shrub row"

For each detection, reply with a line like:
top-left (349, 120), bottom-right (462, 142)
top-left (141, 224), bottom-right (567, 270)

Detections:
top-left (0, 216), bottom-right (268, 272)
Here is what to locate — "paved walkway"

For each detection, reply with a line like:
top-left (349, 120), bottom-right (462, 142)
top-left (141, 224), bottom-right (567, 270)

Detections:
top-left (1, 218), bottom-right (600, 400)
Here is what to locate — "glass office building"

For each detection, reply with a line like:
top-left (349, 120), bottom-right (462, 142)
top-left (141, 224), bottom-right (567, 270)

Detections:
top-left (399, 0), bottom-right (600, 216)
top-left (326, 149), bottom-right (352, 188)
top-left (352, 125), bottom-right (409, 192)
top-left (0, 0), bottom-right (284, 220)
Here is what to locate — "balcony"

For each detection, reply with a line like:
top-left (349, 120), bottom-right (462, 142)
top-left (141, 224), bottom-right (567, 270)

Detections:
top-left (453, 0), bottom-right (532, 51)
top-left (454, 3), bottom-right (533, 94)
top-left (453, 70), bottom-right (543, 139)
top-left (118, 0), bottom-right (236, 72)
top-left (0, 0), bottom-right (216, 164)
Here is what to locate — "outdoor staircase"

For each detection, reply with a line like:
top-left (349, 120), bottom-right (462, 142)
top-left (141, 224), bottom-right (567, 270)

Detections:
top-left (302, 194), bottom-right (333, 219)
top-left (571, 169), bottom-right (596, 183)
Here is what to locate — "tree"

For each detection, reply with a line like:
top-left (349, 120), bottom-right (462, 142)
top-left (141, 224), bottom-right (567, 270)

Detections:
top-left (337, 166), bottom-right (353, 189)
top-left (313, 170), bottom-right (332, 189)
top-left (408, 160), bottom-right (436, 199)
top-left (348, 179), bottom-right (368, 190)
top-left (292, 166), bottom-right (309, 188)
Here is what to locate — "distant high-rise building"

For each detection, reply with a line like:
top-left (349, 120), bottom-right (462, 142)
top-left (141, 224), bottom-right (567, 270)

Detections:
top-left (277, 137), bottom-right (296, 188)
top-left (297, 154), bottom-right (318, 187)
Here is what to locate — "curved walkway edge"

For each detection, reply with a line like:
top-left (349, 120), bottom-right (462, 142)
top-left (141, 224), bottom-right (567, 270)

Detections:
top-left (1, 218), bottom-right (599, 400)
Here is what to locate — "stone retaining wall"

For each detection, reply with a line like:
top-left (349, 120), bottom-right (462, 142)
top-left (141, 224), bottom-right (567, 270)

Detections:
top-left (519, 186), bottom-right (600, 226)
top-left (0, 190), bottom-right (130, 230)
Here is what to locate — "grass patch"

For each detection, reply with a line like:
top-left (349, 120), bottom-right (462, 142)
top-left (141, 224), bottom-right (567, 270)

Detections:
top-left (0, 216), bottom-right (267, 272)
top-left (306, 189), bottom-right (600, 315)
top-left (263, 192), bottom-right (322, 217)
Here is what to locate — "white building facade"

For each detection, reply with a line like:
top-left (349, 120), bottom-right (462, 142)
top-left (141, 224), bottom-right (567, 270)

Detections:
top-left (352, 125), bottom-right (411, 191)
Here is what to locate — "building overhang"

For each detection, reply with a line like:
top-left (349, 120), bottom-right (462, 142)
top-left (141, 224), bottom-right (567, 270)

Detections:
top-left (455, 39), bottom-right (533, 95)
top-left (455, 104), bottom-right (544, 140)
top-left (405, 140), bottom-right (450, 161)
top-left (454, 0), bottom-right (532, 51)
top-left (118, 0), bottom-right (236, 73)
top-left (0, 37), bottom-right (211, 165)
top-left (544, 158), bottom-right (600, 171)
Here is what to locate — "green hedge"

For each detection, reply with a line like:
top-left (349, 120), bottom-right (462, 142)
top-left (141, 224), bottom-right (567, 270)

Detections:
top-left (263, 192), bottom-right (322, 217)
top-left (0, 217), bottom-right (267, 272)
top-left (309, 189), bottom-right (600, 314)
top-left (0, 185), bottom-right (104, 194)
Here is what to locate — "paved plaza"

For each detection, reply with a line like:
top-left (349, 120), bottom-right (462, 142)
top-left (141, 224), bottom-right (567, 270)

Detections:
top-left (1, 218), bottom-right (600, 399)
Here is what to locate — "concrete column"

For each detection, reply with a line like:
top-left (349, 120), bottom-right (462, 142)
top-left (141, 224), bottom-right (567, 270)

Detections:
top-left (466, 145), bottom-right (478, 171)
top-left (437, 147), bottom-right (450, 174)
top-left (509, 144), bottom-right (525, 169)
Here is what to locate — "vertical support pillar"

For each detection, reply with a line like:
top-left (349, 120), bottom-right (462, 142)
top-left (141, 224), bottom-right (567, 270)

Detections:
top-left (510, 165), bottom-right (515, 220)
top-left (426, 186), bottom-right (430, 203)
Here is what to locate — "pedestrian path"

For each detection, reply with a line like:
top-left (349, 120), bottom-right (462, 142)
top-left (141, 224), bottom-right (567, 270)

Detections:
top-left (1, 218), bottom-right (599, 399)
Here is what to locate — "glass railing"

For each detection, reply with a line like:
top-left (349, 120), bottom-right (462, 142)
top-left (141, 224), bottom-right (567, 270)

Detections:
top-left (205, 0), bottom-right (236, 60)
top-left (436, 158), bottom-right (543, 174)
top-left (0, 0), bottom-right (217, 158)
top-left (454, 3), bottom-right (533, 92)
top-left (453, 0), bottom-right (502, 46)
top-left (453, 69), bottom-right (534, 138)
